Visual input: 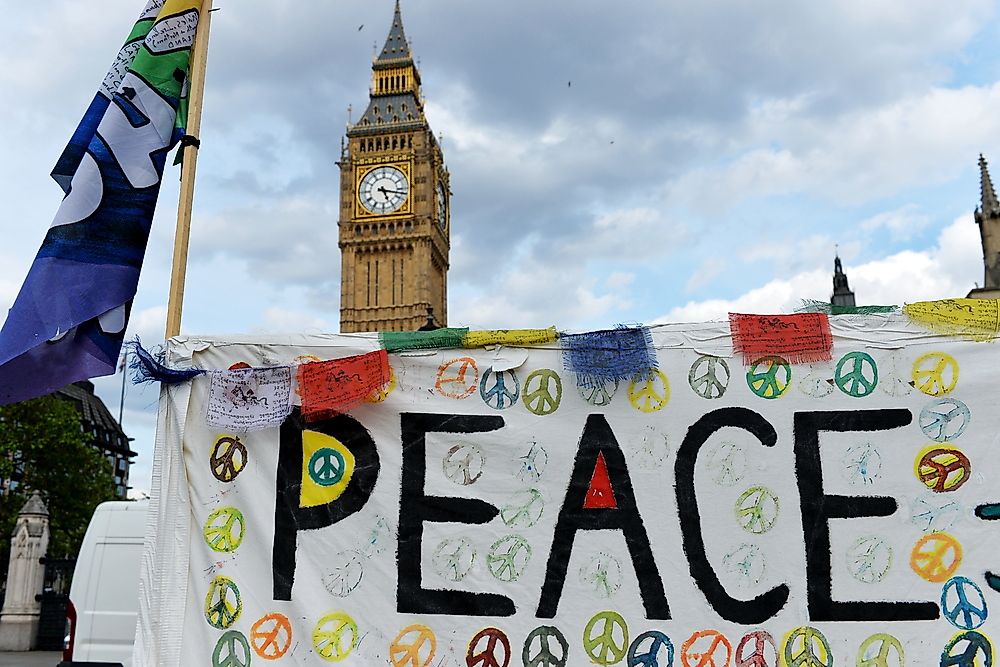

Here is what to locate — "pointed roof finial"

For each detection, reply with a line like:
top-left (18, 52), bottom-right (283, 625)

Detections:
top-left (979, 154), bottom-right (1000, 217)
top-left (377, 0), bottom-right (412, 64)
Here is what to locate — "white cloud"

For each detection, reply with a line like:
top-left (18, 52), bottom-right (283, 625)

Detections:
top-left (860, 205), bottom-right (930, 241)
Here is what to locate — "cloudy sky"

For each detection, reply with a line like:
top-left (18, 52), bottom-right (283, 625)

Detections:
top-left (1, 0), bottom-right (999, 492)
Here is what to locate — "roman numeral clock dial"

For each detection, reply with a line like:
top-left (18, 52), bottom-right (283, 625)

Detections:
top-left (359, 165), bottom-right (410, 215)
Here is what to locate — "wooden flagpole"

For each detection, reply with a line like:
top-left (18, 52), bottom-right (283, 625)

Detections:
top-left (165, 0), bottom-right (214, 339)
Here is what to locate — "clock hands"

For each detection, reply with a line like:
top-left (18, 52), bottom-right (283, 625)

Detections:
top-left (377, 185), bottom-right (406, 198)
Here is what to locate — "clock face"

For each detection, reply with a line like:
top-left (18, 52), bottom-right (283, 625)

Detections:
top-left (436, 183), bottom-right (447, 230)
top-left (359, 165), bottom-right (409, 215)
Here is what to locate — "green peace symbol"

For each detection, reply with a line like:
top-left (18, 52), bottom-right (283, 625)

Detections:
top-left (213, 630), bottom-right (251, 667)
top-left (582, 611), bottom-right (629, 666)
top-left (204, 576), bottom-right (243, 630)
top-left (203, 506), bottom-right (246, 553)
top-left (746, 356), bottom-right (791, 399)
top-left (309, 447), bottom-right (346, 487)
top-left (735, 486), bottom-right (779, 534)
top-left (783, 626), bottom-right (832, 667)
top-left (523, 369), bottom-right (563, 416)
top-left (487, 535), bottom-right (532, 582)
top-left (835, 352), bottom-right (879, 398)
top-left (857, 633), bottom-right (904, 667)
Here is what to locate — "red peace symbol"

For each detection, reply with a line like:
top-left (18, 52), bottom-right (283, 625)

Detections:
top-left (735, 631), bottom-right (777, 667)
top-left (466, 627), bottom-right (511, 667)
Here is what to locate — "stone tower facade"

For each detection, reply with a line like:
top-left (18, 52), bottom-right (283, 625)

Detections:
top-left (338, 2), bottom-right (450, 333)
top-left (830, 255), bottom-right (856, 308)
top-left (970, 154), bottom-right (1000, 299)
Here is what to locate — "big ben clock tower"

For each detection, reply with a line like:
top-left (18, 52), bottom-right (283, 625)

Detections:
top-left (338, 1), bottom-right (451, 333)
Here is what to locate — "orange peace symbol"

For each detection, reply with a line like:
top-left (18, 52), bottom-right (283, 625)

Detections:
top-left (910, 532), bottom-right (963, 583)
top-left (250, 613), bottom-right (292, 660)
top-left (681, 630), bottom-right (732, 667)
top-left (390, 624), bottom-right (437, 667)
top-left (436, 358), bottom-right (480, 399)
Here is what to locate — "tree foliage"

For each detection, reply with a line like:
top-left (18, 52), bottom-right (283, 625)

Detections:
top-left (0, 396), bottom-right (117, 558)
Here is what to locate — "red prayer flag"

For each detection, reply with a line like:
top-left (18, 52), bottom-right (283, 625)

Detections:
top-left (298, 350), bottom-right (391, 421)
top-left (729, 313), bottom-right (832, 365)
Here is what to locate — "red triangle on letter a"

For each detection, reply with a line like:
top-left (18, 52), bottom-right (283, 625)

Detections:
top-left (583, 452), bottom-right (618, 509)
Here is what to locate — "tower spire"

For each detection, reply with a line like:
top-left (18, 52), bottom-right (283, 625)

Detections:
top-left (831, 252), bottom-right (856, 308)
top-left (377, 0), bottom-right (411, 64)
top-left (978, 154), bottom-right (1000, 218)
top-left (973, 154), bottom-right (1000, 293)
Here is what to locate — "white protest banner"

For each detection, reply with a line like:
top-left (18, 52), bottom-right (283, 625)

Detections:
top-left (135, 312), bottom-right (1000, 667)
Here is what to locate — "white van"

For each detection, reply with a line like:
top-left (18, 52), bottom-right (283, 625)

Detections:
top-left (60, 501), bottom-right (147, 667)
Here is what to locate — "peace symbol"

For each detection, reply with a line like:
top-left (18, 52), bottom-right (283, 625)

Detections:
top-left (500, 489), bottom-right (545, 528)
top-left (916, 446), bottom-right (972, 493)
top-left (910, 532), bottom-right (963, 583)
top-left (204, 576), bottom-right (242, 630)
top-left (781, 626), bottom-right (832, 667)
top-left (518, 442), bottom-right (548, 482)
top-left (856, 633), bottom-right (903, 667)
top-left (941, 576), bottom-right (989, 630)
top-left (211, 435), bottom-right (248, 483)
top-left (523, 369), bottom-right (563, 416)
top-left (920, 398), bottom-right (971, 442)
top-left (628, 369), bottom-right (670, 413)
top-left (636, 426), bottom-right (670, 469)
top-left (436, 357), bottom-right (480, 399)
top-left (722, 544), bottom-right (765, 588)
top-left (312, 611), bottom-right (358, 662)
top-left (910, 495), bottom-right (963, 533)
top-left (203, 507), bottom-right (246, 553)
top-left (213, 630), bottom-right (251, 667)
top-left (706, 441), bottom-right (747, 487)
top-left (688, 356), bottom-right (730, 399)
top-left (846, 536), bottom-right (892, 584)
top-left (735, 486), bottom-right (779, 534)
top-left (309, 447), bottom-right (347, 487)
top-left (834, 351), bottom-right (878, 397)
top-left (879, 353), bottom-right (913, 397)
top-left (735, 631), bottom-right (776, 667)
top-left (940, 631), bottom-right (993, 667)
top-left (432, 538), bottom-right (476, 582)
top-left (912, 352), bottom-right (959, 397)
top-left (578, 378), bottom-right (619, 406)
top-left (628, 630), bottom-right (674, 667)
top-left (842, 442), bottom-right (882, 486)
top-left (443, 443), bottom-right (486, 485)
top-left (480, 367), bottom-right (520, 410)
top-left (523, 625), bottom-right (569, 667)
top-left (746, 356), bottom-right (791, 399)
top-left (798, 365), bottom-right (834, 398)
top-left (579, 551), bottom-right (623, 598)
top-left (583, 611), bottom-right (629, 666)
top-left (466, 627), bottom-right (511, 667)
top-left (390, 624), bottom-right (437, 667)
top-left (487, 535), bottom-right (531, 582)
top-left (322, 550), bottom-right (365, 596)
top-left (680, 629), bottom-right (732, 667)
top-left (251, 612), bottom-right (293, 660)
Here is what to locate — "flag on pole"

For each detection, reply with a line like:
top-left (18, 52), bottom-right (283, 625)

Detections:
top-left (0, 0), bottom-right (204, 405)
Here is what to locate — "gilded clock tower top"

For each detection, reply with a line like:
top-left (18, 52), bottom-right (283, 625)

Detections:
top-left (338, 1), bottom-right (451, 333)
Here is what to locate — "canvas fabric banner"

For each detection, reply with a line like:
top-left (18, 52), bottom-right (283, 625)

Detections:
top-left (136, 316), bottom-right (1000, 667)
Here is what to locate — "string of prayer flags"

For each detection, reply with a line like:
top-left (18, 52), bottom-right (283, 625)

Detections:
top-left (380, 328), bottom-right (468, 353)
top-left (797, 299), bottom-right (899, 316)
top-left (729, 312), bottom-right (833, 365)
top-left (463, 327), bottom-right (558, 348)
top-left (903, 298), bottom-right (1000, 341)
top-left (206, 367), bottom-right (292, 433)
top-left (298, 350), bottom-right (391, 422)
top-left (561, 326), bottom-right (656, 388)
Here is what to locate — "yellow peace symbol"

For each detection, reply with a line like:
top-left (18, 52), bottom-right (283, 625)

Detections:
top-left (204, 576), bottom-right (243, 630)
top-left (523, 369), bottom-right (563, 416)
top-left (203, 506), bottom-right (246, 553)
top-left (782, 626), bottom-right (832, 667)
top-left (582, 611), bottom-right (629, 666)
top-left (312, 611), bottom-right (358, 662)
top-left (367, 366), bottom-right (397, 403)
top-left (628, 369), bottom-right (670, 413)
top-left (911, 352), bottom-right (959, 396)
top-left (857, 633), bottom-right (904, 667)
top-left (390, 624), bottom-right (437, 667)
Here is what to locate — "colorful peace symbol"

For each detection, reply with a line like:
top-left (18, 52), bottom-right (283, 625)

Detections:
top-left (746, 356), bottom-right (791, 399)
top-left (781, 627), bottom-right (832, 667)
top-left (688, 355), bottom-right (730, 399)
top-left (523, 369), bottom-right (563, 416)
top-left (204, 576), bottom-right (243, 630)
top-left (523, 625), bottom-right (569, 667)
top-left (500, 488), bottom-right (545, 528)
top-left (910, 532), bottom-right (963, 583)
top-left (432, 538), bottom-right (476, 582)
top-left (578, 378), bottom-right (619, 406)
top-left (920, 397), bottom-right (972, 442)
top-left (628, 630), bottom-right (674, 667)
top-left (203, 506), bottom-right (246, 553)
top-left (834, 351), bottom-right (878, 398)
top-left (436, 357), bottom-right (480, 399)
top-left (583, 611), bottom-right (629, 666)
top-left (390, 624), bottom-right (437, 667)
top-left (912, 352), bottom-right (959, 397)
top-left (487, 535), bottom-right (532, 582)
top-left (628, 369), bottom-right (671, 413)
top-left (735, 630), bottom-right (776, 667)
top-left (480, 367), bottom-right (520, 410)
top-left (211, 435), bottom-right (248, 482)
top-left (312, 611), bottom-right (358, 662)
top-left (942, 576), bottom-right (989, 630)
top-left (443, 443), bottom-right (486, 486)
top-left (735, 486), bottom-right (779, 534)
top-left (916, 445), bottom-right (972, 493)
top-left (940, 631), bottom-right (993, 667)
top-left (856, 633), bottom-right (903, 667)
top-left (251, 612), bottom-right (293, 660)
top-left (309, 447), bottom-right (347, 487)
top-left (846, 536), bottom-right (893, 584)
top-left (213, 630), bottom-right (251, 667)
top-left (680, 630), bottom-right (732, 667)
top-left (466, 627), bottom-right (511, 667)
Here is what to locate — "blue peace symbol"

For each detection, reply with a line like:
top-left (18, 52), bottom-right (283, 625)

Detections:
top-left (480, 367), bottom-right (520, 410)
top-left (628, 630), bottom-right (673, 667)
top-left (941, 631), bottom-right (993, 667)
top-left (309, 447), bottom-right (345, 487)
top-left (920, 398), bottom-right (971, 442)
top-left (941, 577), bottom-right (989, 630)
